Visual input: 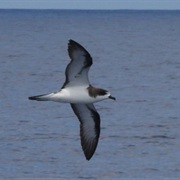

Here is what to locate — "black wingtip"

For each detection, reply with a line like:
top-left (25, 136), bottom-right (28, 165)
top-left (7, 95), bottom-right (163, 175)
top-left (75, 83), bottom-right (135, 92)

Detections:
top-left (69, 39), bottom-right (76, 44)
top-left (84, 151), bottom-right (94, 161)
top-left (85, 154), bottom-right (93, 161)
top-left (86, 157), bottom-right (91, 161)
top-left (68, 39), bottom-right (80, 47)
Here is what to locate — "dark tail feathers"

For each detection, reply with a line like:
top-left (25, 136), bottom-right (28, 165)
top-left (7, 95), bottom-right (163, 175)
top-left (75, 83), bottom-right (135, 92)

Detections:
top-left (28, 94), bottom-right (49, 101)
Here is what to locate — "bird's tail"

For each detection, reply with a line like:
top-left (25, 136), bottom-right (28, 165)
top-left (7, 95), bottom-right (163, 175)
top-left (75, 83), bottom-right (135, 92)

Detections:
top-left (28, 93), bottom-right (52, 101)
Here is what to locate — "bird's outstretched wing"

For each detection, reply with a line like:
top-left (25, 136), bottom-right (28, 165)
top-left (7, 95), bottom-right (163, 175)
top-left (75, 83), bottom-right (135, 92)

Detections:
top-left (70, 103), bottom-right (100, 160)
top-left (62, 40), bottom-right (93, 88)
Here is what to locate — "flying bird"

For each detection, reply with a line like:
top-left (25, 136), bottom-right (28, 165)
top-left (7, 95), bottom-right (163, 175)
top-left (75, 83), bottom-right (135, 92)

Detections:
top-left (29, 40), bottom-right (115, 160)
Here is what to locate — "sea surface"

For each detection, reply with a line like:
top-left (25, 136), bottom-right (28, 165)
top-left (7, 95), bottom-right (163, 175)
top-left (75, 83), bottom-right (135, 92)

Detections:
top-left (0, 9), bottom-right (180, 179)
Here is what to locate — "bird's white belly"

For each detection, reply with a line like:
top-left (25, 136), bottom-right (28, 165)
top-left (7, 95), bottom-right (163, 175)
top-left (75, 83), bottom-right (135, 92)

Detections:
top-left (51, 87), bottom-right (106, 104)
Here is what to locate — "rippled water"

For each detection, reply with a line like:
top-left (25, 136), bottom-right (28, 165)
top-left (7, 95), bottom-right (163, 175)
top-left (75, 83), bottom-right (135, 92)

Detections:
top-left (0, 9), bottom-right (180, 178)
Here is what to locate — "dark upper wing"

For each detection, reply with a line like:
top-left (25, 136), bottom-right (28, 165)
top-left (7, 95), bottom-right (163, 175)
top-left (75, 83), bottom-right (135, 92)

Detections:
top-left (70, 103), bottom-right (100, 160)
top-left (62, 40), bottom-right (93, 88)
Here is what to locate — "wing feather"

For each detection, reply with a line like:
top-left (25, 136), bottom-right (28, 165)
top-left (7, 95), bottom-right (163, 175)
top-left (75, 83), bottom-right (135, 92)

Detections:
top-left (62, 40), bottom-right (93, 88)
top-left (71, 103), bottom-right (100, 160)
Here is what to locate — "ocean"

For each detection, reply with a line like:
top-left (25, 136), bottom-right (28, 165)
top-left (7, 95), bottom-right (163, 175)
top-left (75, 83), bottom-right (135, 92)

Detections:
top-left (0, 9), bottom-right (180, 178)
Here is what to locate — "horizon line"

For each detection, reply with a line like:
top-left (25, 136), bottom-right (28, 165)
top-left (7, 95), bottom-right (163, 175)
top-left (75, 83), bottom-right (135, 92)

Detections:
top-left (0, 8), bottom-right (180, 11)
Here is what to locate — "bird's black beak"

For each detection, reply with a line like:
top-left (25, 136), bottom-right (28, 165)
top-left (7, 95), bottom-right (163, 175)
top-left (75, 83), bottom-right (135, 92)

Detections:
top-left (109, 95), bottom-right (116, 101)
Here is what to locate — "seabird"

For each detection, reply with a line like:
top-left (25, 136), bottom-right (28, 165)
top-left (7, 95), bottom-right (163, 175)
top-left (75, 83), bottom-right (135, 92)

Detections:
top-left (29, 40), bottom-right (116, 160)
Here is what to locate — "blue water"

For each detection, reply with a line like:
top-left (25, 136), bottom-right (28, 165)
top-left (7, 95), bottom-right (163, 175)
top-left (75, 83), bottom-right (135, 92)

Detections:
top-left (0, 9), bottom-right (180, 178)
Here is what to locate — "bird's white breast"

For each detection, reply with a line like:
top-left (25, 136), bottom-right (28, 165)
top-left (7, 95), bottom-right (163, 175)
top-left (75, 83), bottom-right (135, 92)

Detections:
top-left (51, 86), bottom-right (109, 104)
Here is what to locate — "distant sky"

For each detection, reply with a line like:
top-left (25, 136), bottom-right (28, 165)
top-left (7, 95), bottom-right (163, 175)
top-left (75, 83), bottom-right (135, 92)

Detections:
top-left (0, 0), bottom-right (180, 10)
